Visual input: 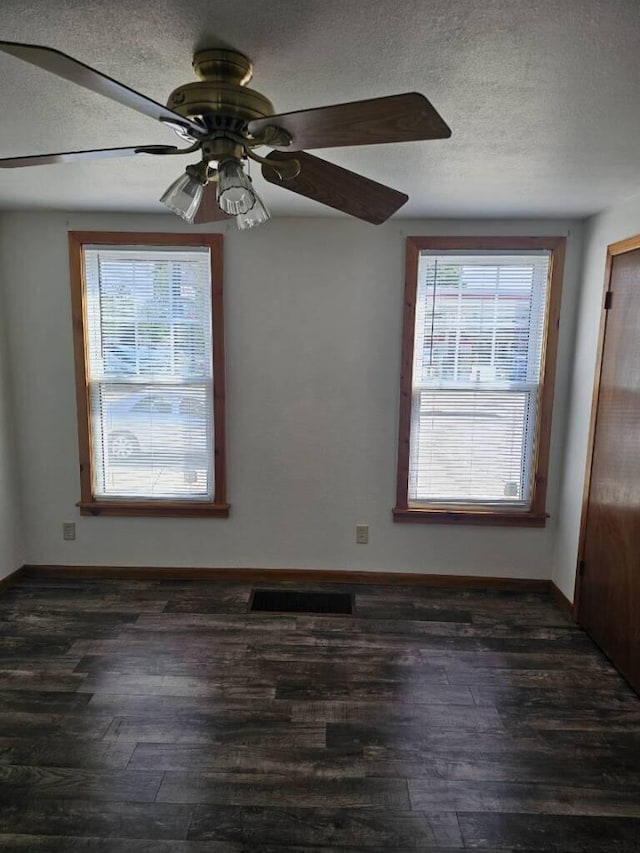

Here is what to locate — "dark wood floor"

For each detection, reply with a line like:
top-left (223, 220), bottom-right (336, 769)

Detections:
top-left (0, 574), bottom-right (639, 851)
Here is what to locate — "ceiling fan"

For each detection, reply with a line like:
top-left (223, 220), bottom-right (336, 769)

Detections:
top-left (0, 41), bottom-right (451, 229)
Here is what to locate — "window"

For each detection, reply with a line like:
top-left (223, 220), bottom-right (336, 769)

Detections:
top-left (69, 232), bottom-right (228, 517)
top-left (394, 236), bottom-right (565, 526)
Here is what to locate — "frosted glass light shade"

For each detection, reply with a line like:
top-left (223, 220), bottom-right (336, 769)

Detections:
top-left (160, 172), bottom-right (204, 223)
top-left (236, 190), bottom-right (270, 230)
top-left (217, 159), bottom-right (256, 215)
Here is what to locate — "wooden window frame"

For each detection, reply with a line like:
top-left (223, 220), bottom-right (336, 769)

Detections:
top-left (393, 235), bottom-right (566, 527)
top-left (69, 231), bottom-right (229, 518)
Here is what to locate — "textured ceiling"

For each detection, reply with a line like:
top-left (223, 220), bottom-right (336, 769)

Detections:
top-left (1, 0), bottom-right (640, 219)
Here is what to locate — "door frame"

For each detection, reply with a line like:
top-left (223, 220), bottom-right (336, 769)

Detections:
top-left (574, 233), bottom-right (640, 620)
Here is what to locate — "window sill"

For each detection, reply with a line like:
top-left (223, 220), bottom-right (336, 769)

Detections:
top-left (77, 500), bottom-right (230, 518)
top-left (392, 507), bottom-right (548, 527)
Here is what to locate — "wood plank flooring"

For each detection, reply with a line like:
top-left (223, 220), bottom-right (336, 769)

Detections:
top-left (0, 575), bottom-right (639, 851)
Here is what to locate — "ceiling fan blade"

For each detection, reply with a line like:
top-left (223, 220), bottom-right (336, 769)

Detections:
top-left (0, 145), bottom-right (181, 168)
top-left (193, 183), bottom-right (232, 224)
top-left (249, 93), bottom-right (450, 151)
top-left (0, 41), bottom-right (206, 137)
top-left (261, 150), bottom-right (407, 224)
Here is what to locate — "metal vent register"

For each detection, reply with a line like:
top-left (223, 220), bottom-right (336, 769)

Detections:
top-left (249, 589), bottom-right (354, 615)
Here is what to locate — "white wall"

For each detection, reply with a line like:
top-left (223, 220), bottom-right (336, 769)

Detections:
top-left (0, 216), bottom-right (24, 578)
top-left (553, 193), bottom-right (640, 600)
top-left (0, 212), bottom-right (583, 577)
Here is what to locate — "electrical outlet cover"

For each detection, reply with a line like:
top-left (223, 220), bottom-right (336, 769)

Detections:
top-left (356, 524), bottom-right (369, 544)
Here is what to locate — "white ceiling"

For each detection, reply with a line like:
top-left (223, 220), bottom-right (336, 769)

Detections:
top-left (1, 0), bottom-right (640, 219)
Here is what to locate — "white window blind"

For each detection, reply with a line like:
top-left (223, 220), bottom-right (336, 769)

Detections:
top-left (83, 246), bottom-right (214, 501)
top-left (409, 251), bottom-right (551, 509)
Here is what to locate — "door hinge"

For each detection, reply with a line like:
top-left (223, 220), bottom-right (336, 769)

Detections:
top-left (579, 559), bottom-right (586, 576)
top-left (604, 291), bottom-right (613, 310)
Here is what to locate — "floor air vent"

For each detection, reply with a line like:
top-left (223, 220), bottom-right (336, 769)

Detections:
top-left (250, 589), bottom-right (354, 615)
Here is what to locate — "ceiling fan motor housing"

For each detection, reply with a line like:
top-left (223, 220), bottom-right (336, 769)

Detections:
top-left (167, 48), bottom-right (275, 136)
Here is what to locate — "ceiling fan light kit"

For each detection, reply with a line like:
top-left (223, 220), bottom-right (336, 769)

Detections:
top-left (159, 165), bottom-right (206, 223)
top-left (236, 183), bottom-right (271, 230)
top-left (216, 158), bottom-right (261, 215)
top-left (0, 41), bottom-right (451, 229)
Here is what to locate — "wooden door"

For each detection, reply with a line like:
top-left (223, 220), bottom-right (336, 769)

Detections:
top-left (579, 246), bottom-right (640, 692)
